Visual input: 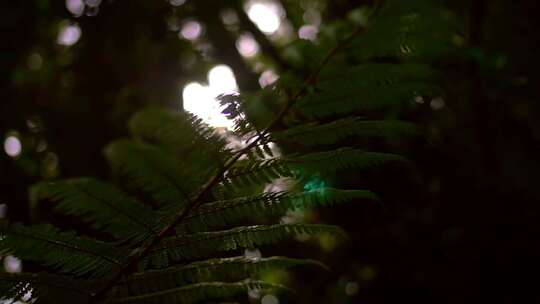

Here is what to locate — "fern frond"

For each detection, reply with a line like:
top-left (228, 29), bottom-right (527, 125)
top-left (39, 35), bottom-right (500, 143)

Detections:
top-left (113, 280), bottom-right (290, 304)
top-left (220, 158), bottom-right (291, 192)
top-left (296, 81), bottom-right (440, 118)
top-left (104, 140), bottom-right (197, 208)
top-left (222, 148), bottom-right (406, 191)
top-left (33, 178), bottom-right (159, 243)
top-left (292, 63), bottom-right (441, 118)
top-left (230, 88), bottom-right (284, 133)
top-left (0, 223), bottom-right (126, 277)
top-left (319, 63), bottom-right (439, 86)
top-left (217, 93), bottom-right (259, 137)
top-left (174, 189), bottom-right (378, 233)
top-left (351, 0), bottom-right (457, 62)
top-left (272, 118), bottom-right (419, 146)
top-left (115, 256), bottom-right (326, 296)
top-left (148, 224), bottom-right (347, 267)
top-left (129, 107), bottom-right (230, 165)
top-left (0, 2), bottom-right (454, 300)
top-left (0, 272), bottom-right (92, 304)
top-left (289, 148), bottom-right (408, 178)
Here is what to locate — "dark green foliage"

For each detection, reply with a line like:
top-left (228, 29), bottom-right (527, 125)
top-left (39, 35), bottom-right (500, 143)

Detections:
top-left (33, 178), bottom-right (159, 243)
top-left (112, 280), bottom-right (290, 304)
top-left (0, 106), bottom-right (351, 302)
top-left (271, 118), bottom-right (420, 146)
top-left (289, 148), bottom-right (408, 177)
top-left (0, 272), bottom-right (93, 304)
top-left (294, 63), bottom-right (442, 118)
top-left (175, 189), bottom-right (379, 233)
top-left (350, 0), bottom-right (458, 62)
top-left (219, 149), bottom-right (406, 193)
top-left (116, 256), bottom-right (327, 295)
top-left (148, 224), bottom-right (347, 267)
top-left (104, 140), bottom-right (196, 207)
top-left (128, 108), bottom-right (231, 167)
top-left (0, 224), bottom-right (127, 277)
top-left (0, 0), bottom-right (455, 303)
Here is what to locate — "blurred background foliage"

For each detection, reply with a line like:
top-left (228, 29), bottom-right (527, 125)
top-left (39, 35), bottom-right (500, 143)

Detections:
top-left (1, 0), bottom-right (540, 303)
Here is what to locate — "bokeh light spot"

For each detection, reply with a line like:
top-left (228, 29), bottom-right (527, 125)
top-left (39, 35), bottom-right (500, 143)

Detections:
top-left (4, 255), bottom-right (22, 273)
top-left (298, 24), bottom-right (319, 41)
top-left (4, 136), bottom-right (22, 158)
top-left (183, 82), bottom-right (215, 122)
top-left (169, 0), bottom-right (186, 6)
top-left (57, 23), bottom-right (82, 46)
top-left (236, 33), bottom-right (260, 58)
top-left (66, 0), bottom-right (85, 16)
top-left (244, 248), bottom-right (262, 260)
top-left (247, 2), bottom-right (281, 34)
top-left (345, 281), bottom-right (359, 296)
top-left (430, 97), bottom-right (445, 110)
top-left (208, 65), bottom-right (238, 93)
top-left (259, 70), bottom-right (279, 88)
top-left (248, 288), bottom-right (261, 300)
top-left (182, 65), bottom-right (238, 129)
top-left (180, 20), bottom-right (202, 41)
top-left (261, 294), bottom-right (279, 304)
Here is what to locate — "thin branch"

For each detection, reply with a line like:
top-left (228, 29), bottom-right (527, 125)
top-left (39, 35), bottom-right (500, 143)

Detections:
top-left (269, 26), bottom-right (364, 127)
top-left (90, 25), bottom-right (363, 302)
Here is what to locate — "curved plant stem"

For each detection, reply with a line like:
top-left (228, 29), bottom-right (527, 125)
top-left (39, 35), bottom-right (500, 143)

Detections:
top-left (90, 26), bottom-right (363, 302)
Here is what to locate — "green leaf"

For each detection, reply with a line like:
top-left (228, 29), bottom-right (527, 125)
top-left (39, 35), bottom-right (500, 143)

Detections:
top-left (128, 107), bottom-right (230, 167)
top-left (219, 158), bottom-right (292, 192)
top-left (289, 148), bottom-right (408, 177)
top-left (296, 82), bottom-right (440, 118)
top-left (292, 63), bottom-right (441, 119)
top-left (272, 118), bottom-right (420, 147)
top-left (350, 0), bottom-right (458, 62)
top-left (0, 223), bottom-right (126, 277)
top-left (220, 148), bottom-right (406, 191)
top-left (148, 224), bottom-right (347, 267)
top-left (115, 256), bottom-right (327, 296)
top-left (318, 63), bottom-right (440, 86)
top-left (175, 189), bottom-right (379, 233)
top-left (113, 280), bottom-right (290, 304)
top-left (104, 140), bottom-right (197, 208)
top-left (34, 178), bottom-right (159, 243)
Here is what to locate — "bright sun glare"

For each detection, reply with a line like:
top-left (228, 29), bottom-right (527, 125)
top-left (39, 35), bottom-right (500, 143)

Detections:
top-left (182, 1), bottom-right (284, 129)
top-left (182, 65), bottom-right (238, 129)
top-left (247, 2), bottom-right (282, 34)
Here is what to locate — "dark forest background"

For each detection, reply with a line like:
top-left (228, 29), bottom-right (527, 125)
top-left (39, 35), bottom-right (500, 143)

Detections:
top-left (1, 0), bottom-right (540, 303)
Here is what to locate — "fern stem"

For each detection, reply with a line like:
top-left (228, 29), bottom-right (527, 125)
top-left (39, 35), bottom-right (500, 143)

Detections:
top-left (90, 26), bottom-right (364, 302)
top-left (267, 26), bottom-right (365, 129)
